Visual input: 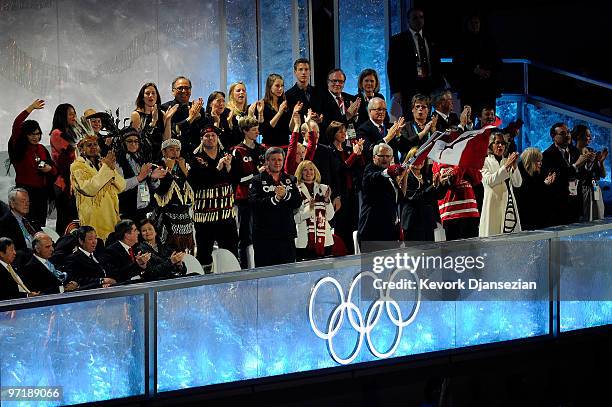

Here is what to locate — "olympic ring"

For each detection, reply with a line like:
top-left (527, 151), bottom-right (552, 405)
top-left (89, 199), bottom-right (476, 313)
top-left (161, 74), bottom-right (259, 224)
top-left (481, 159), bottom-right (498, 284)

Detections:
top-left (308, 268), bottom-right (421, 365)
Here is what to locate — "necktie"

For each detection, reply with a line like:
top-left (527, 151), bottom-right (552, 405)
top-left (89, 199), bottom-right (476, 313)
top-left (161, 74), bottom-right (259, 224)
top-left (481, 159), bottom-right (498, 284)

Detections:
top-left (128, 247), bottom-right (135, 262)
top-left (564, 149), bottom-right (570, 163)
top-left (415, 32), bottom-right (429, 77)
top-left (378, 125), bottom-right (384, 135)
top-left (6, 263), bottom-right (31, 293)
top-left (46, 260), bottom-right (67, 283)
top-left (23, 217), bottom-right (37, 235)
top-left (336, 96), bottom-right (345, 115)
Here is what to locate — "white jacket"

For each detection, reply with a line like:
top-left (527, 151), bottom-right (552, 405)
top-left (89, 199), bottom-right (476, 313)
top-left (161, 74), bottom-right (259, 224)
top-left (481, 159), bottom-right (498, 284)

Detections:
top-left (479, 155), bottom-right (522, 237)
top-left (294, 183), bottom-right (335, 248)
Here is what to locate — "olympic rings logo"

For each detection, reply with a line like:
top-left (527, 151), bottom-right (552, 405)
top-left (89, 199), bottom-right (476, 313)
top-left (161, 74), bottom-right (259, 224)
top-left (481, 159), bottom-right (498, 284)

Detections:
top-left (308, 269), bottom-right (421, 365)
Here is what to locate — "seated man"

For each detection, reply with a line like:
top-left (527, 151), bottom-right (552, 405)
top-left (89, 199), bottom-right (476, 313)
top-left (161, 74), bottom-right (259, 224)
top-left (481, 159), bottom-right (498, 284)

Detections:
top-left (0, 237), bottom-right (38, 300)
top-left (0, 188), bottom-right (41, 268)
top-left (21, 232), bottom-right (78, 295)
top-left (65, 226), bottom-right (116, 290)
top-left (103, 220), bottom-right (151, 283)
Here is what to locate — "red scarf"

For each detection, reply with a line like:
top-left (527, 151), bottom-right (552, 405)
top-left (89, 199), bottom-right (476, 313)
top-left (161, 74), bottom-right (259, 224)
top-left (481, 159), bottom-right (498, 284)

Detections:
top-left (301, 183), bottom-right (328, 256)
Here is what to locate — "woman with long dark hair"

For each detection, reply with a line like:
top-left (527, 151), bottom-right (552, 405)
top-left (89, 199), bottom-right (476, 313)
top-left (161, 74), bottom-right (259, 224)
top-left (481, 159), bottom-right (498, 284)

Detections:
top-left (205, 91), bottom-right (242, 149)
top-left (50, 103), bottom-right (79, 235)
top-left (8, 99), bottom-right (57, 227)
top-left (130, 82), bottom-right (177, 160)
top-left (136, 218), bottom-right (186, 280)
top-left (258, 73), bottom-right (291, 147)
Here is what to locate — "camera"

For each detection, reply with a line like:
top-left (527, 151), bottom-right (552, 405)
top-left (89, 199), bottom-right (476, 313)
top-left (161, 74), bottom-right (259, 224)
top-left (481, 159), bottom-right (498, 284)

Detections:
top-left (35, 156), bottom-right (46, 169)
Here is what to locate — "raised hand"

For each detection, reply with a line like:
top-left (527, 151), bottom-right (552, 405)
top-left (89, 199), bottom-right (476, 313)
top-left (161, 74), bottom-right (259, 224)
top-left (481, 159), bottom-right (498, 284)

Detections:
top-left (353, 138), bottom-right (365, 155)
top-left (279, 100), bottom-right (288, 112)
top-left (27, 99), bottom-right (45, 112)
top-left (275, 185), bottom-right (287, 199)
top-left (164, 104), bottom-right (179, 124)
top-left (293, 101), bottom-right (303, 115)
top-left (137, 163), bottom-right (153, 182)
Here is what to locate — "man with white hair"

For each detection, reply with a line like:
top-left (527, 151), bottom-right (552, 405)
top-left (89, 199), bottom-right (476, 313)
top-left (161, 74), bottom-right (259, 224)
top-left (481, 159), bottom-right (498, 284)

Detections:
top-left (357, 97), bottom-right (405, 162)
top-left (358, 143), bottom-right (406, 246)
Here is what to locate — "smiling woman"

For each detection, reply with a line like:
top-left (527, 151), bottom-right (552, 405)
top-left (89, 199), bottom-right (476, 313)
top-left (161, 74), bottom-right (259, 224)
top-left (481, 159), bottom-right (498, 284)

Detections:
top-left (9, 99), bottom-right (58, 228)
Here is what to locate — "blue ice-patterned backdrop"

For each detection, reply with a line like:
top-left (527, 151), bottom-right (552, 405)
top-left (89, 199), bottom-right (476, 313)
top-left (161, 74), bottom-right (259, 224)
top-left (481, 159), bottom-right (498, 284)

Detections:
top-left (339, 0), bottom-right (390, 100)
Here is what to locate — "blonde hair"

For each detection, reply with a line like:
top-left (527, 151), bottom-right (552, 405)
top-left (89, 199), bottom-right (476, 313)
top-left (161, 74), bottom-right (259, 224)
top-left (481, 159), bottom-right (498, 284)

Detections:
top-left (227, 81), bottom-right (248, 115)
top-left (295, 160), bottom-right (321, 184)
top-left (520, 147), bottom-right (543, 176)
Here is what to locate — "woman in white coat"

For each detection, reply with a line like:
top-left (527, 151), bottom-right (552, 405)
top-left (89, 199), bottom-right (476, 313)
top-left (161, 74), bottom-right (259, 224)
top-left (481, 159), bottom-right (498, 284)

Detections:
top-left (294, 160), bottom-right (335, 260)
top-left (479, 131), bottom-right (522, 237)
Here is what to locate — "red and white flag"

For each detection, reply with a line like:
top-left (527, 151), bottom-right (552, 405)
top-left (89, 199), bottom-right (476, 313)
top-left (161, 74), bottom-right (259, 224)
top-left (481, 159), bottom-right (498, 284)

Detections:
top-left (427, 126), bottom-right (494, 169)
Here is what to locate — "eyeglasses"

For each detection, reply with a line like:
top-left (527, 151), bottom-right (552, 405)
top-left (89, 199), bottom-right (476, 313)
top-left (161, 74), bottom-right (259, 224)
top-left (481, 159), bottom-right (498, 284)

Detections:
top-left (173, 86), bottom-right (192, 92)
top-left (376, 154), bottom-right (393, 158)
top-left (125, 139), bottom-right (140, 144)
top-left (370, 108), bottom-right (386, 112)
top-left (494, 141), bottom-right (507, 146)
top-left (328, 79), bottom-right (345, 84)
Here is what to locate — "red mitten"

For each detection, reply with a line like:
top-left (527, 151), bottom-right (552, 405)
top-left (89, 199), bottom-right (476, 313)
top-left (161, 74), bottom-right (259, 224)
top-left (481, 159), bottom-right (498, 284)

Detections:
top-left (387, 164), bottom-right (405, 178)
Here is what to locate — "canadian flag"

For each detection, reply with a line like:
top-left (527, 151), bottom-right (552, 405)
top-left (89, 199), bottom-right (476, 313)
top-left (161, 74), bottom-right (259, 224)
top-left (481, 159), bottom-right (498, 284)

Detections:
top-left (426, 126), bottom-right (494, 169)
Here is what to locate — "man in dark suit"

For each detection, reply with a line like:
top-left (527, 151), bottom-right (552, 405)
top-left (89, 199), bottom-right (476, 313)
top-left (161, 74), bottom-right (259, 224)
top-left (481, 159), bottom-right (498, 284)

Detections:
top-left (314, 68), bottom-right (360, 140)
top-left (160, 76), bottom-right (206, 156)
top-left (356, 97), bottom-right (406, 163)
top-left (542, 122), bottom-right (589, 226)
top-left (387, 8), bottom-right (444, 116)
top-left (285, 58), bottom-right (321, 123)
top-left (358, 143), bottom-right (405, 247)
top-left (65, 226), bottom-right (116, 290)
top-left (432, 89), bottom-right (460, 132)
top-left (0, 237), bottom-right (39, 301)
top-left (0, 188), bottom-right (41, 268)
top-left (103, 220), bottom-right (151, 284)
top-left (21, 233), bottom-right (78, 295)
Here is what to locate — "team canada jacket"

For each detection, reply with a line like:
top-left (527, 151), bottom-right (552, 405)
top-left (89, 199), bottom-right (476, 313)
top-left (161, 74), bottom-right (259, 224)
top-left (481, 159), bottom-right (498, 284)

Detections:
top-left (248, 171), bottom-right (302, 240)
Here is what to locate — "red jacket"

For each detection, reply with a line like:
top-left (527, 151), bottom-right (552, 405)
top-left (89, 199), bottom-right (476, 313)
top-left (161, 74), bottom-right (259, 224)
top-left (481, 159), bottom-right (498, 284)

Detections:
top-left (432, 162), bottom-right (479, 223)
top-left (9, 110), bottom-right (57, 188)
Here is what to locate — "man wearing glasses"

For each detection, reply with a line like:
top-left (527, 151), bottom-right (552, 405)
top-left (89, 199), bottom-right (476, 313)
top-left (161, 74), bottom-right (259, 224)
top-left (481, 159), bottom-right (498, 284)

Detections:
top-left (160, 76), bottom-right (206, 157)
top-left (315, 68), bottom-right (360, 140)
top-left (357, 143), bottom-right (406, 248)
top-left (541, 122), bottom-right (588, 226)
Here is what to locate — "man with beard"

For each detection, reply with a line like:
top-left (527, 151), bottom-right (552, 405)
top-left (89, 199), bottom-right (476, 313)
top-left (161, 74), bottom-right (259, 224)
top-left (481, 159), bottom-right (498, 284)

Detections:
top-left (249, 147), bottom-right (302, 267)
top-left (70, 134), bottom-right (126, 241)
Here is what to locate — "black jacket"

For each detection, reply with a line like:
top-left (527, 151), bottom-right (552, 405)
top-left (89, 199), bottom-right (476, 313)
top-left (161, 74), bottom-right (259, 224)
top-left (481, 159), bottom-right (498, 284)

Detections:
top-left (358, 163), bottom-right (400, 242)
top-left (20, 257), bottom-right (62, 295)
top-left (64, 249), bottom-right (108, 289)
top-left (314, 90), bottom-right (356, 140)
top-left (248, 171), bottom-right (302, 240)
top-left (541, 143), bottom-right (581, 226)
top-left (0, 262), bottom-right (27, 301)
top-left (102, 242), bottom-right (143, 283)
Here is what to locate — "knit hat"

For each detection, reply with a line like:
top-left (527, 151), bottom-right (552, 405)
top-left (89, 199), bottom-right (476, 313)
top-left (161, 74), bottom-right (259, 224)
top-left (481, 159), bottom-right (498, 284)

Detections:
top-left (161, 138), bottom-right (181, 150)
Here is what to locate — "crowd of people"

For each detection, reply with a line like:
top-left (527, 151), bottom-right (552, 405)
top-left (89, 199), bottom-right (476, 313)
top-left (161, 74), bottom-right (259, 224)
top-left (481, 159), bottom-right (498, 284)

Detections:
top-left (1, 8), bottom-right (608, 301)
